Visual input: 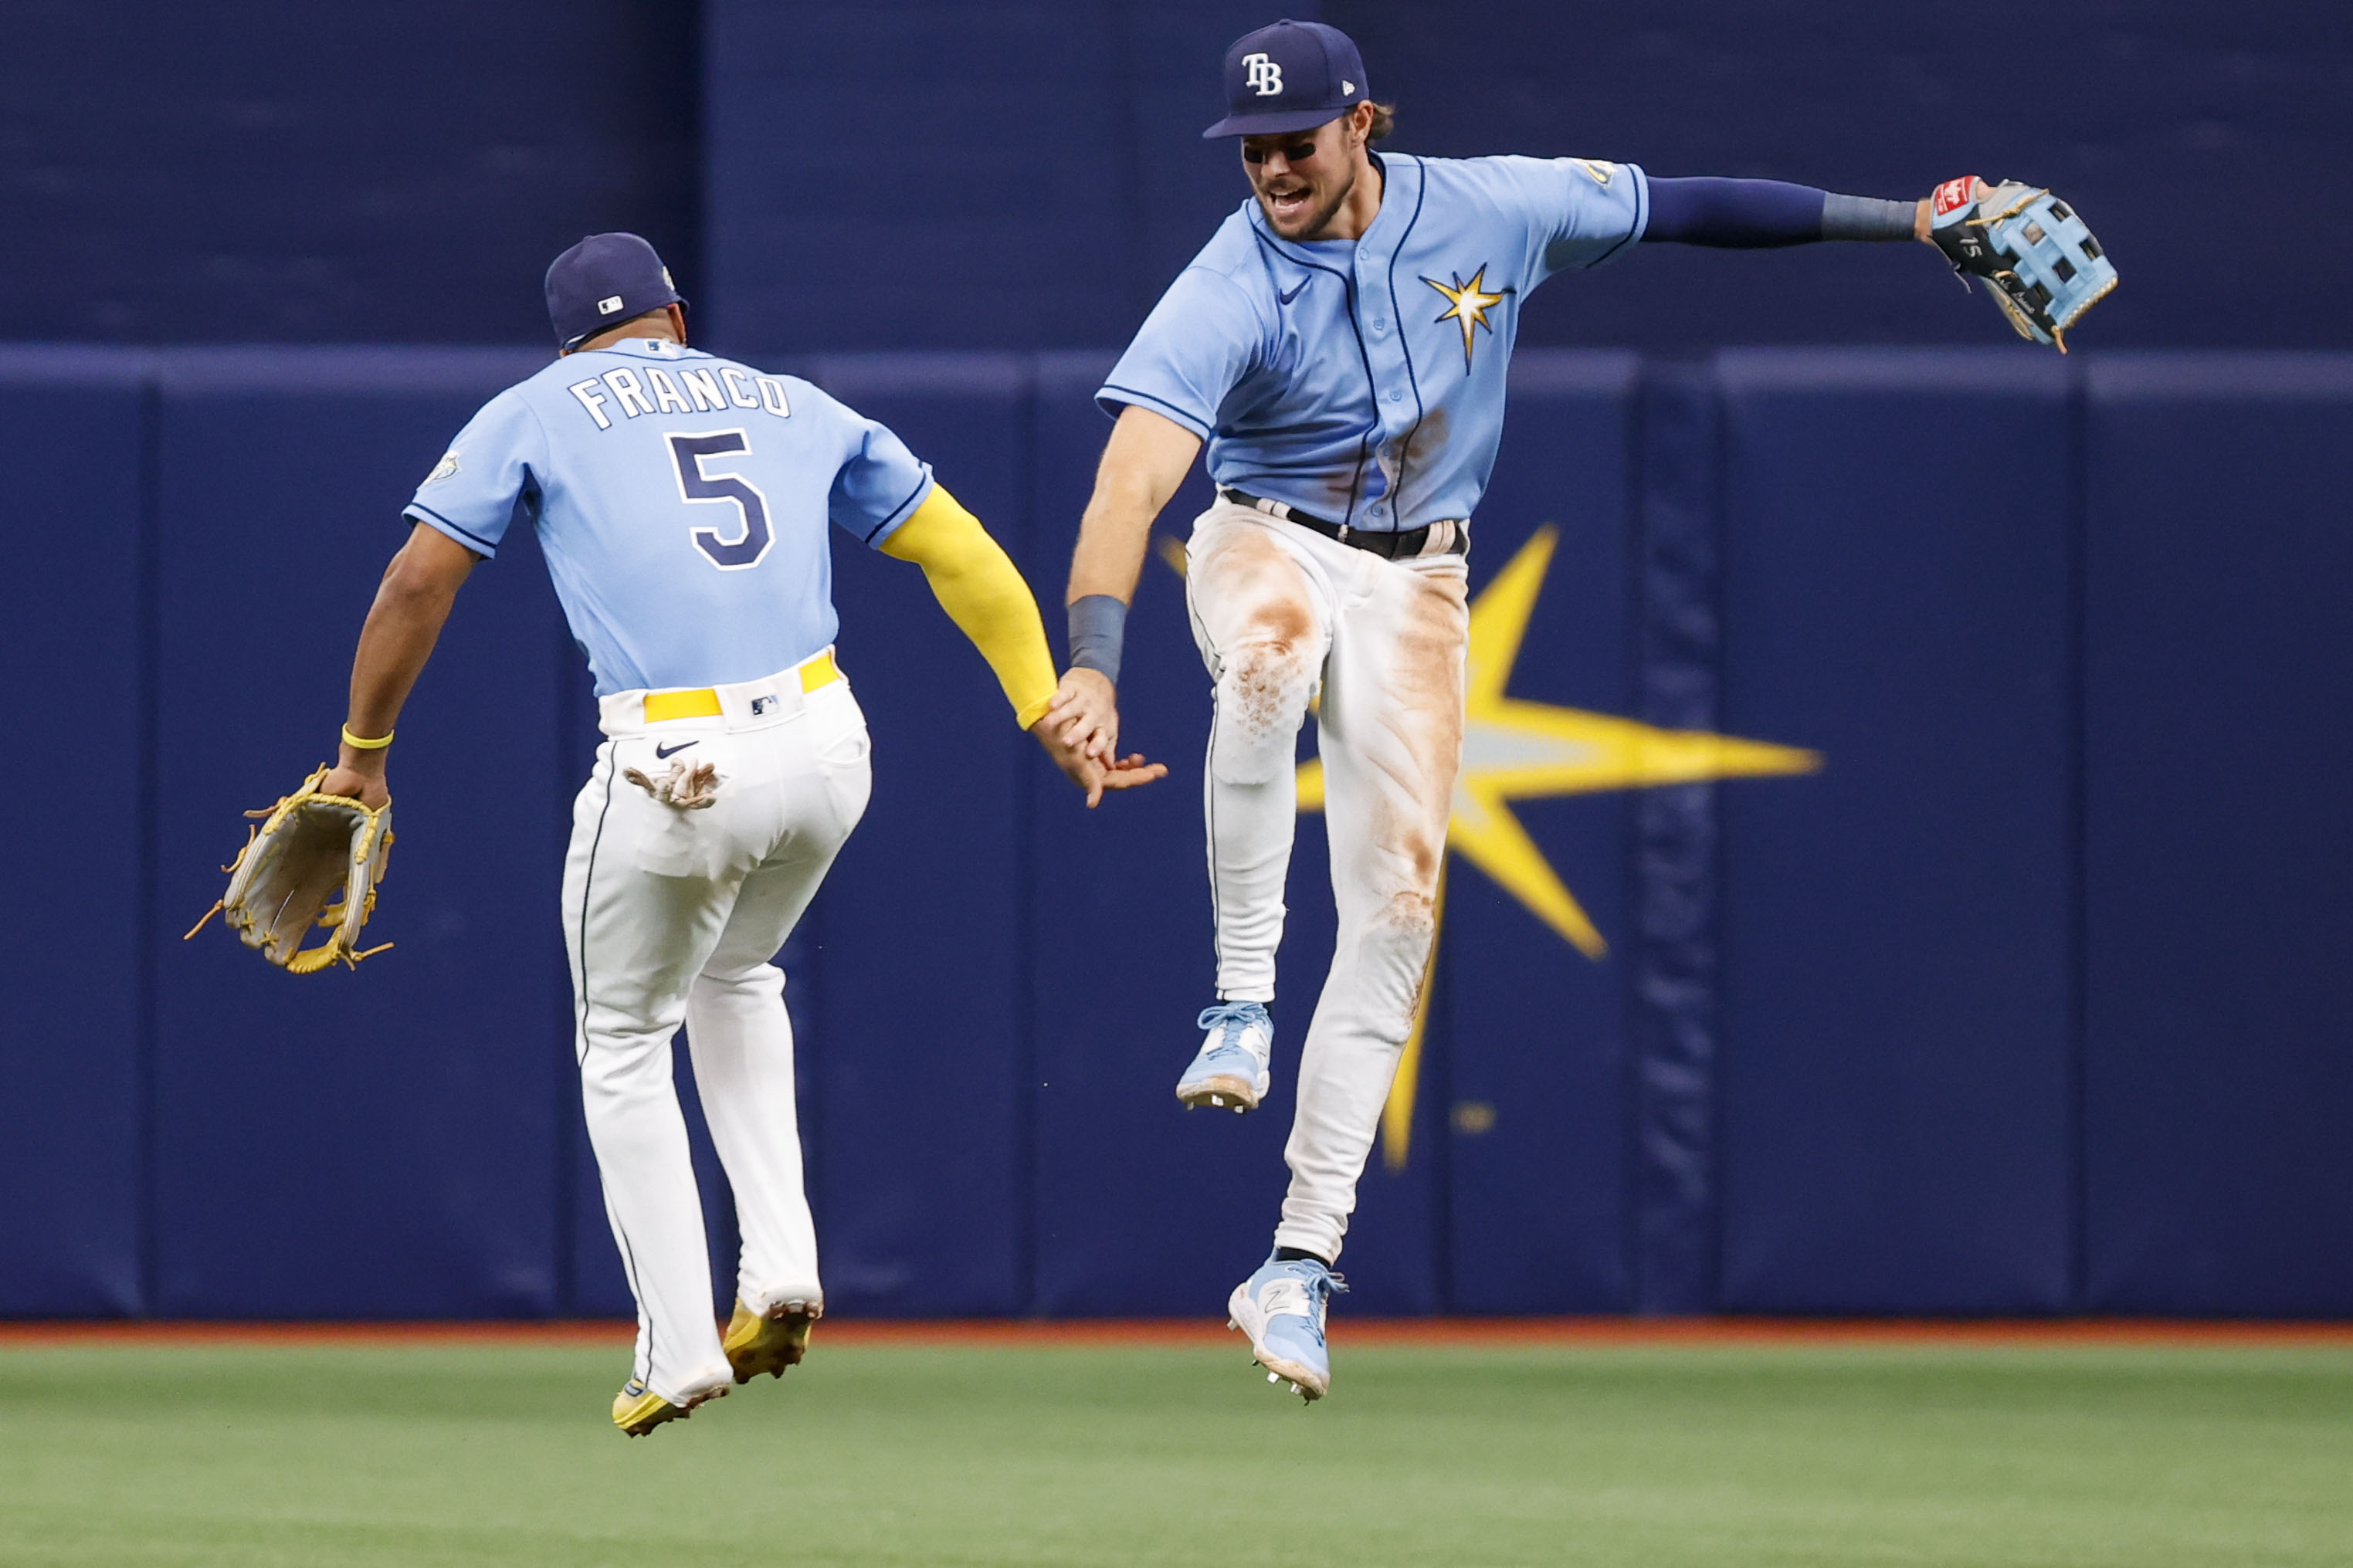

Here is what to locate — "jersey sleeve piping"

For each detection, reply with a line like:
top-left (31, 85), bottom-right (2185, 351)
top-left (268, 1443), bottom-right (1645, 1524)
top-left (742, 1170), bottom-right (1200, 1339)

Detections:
top-left (1095, 383), bottom-right (1215, 438)
top-left (1588, 162), bottom-right (1650, 267)
top-left (403, 501), bottom-right (500, 557)
top-left (861, 469), bottom-right (936, 546)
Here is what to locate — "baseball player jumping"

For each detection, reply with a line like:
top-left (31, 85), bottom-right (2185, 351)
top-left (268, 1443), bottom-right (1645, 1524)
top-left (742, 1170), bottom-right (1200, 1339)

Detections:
top-left (314, 235), bottom-right (1160, 1435)
top-left (1048, 20), bottom-right (2112, 1399)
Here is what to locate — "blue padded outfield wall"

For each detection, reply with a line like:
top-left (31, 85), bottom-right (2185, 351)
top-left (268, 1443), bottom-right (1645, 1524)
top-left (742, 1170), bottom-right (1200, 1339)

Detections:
top-left (5, 344), bottom-right (2351, 1319)
top-left (2, 0), bottom-right (2348, 1318)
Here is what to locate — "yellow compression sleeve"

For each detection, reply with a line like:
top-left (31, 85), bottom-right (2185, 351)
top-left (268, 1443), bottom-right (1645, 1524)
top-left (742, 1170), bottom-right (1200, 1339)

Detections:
top-left (879, 484), bottom-right (1060, 730)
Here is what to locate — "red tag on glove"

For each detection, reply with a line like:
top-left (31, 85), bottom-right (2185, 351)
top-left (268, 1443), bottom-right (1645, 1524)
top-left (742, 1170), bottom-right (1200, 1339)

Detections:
top-left (1932, 177), bottom-right (1978, 218)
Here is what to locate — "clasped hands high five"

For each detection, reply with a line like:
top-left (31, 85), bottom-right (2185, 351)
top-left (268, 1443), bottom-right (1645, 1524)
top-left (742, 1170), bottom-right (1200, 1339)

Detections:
top-left (1033, 666), bottom-right (1161, 808)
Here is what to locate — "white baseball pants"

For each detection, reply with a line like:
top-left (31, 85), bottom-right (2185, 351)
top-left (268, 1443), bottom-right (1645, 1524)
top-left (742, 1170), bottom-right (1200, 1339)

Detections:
top-left (564, 659), bottom-right (870, 1406)
top-left (1185, 501), bottom-right (1470, 1264)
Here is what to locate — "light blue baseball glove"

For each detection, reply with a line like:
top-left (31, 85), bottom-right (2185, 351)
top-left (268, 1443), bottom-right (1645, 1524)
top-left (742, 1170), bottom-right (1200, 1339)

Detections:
top-left (1928, 175), bottom-right (2117, 352)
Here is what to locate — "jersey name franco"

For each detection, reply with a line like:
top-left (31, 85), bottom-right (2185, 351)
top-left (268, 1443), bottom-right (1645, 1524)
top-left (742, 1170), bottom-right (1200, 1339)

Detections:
top-left (404, 337), bottom-right (933, 697)
top-left (1100, 153), bottom-right (1648, 533)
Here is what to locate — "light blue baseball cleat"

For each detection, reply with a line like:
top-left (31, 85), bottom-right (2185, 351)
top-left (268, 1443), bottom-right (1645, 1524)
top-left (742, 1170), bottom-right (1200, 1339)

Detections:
top-left (1227, 1252), bottom-right (1348, 1401)
top-left (1177, 1001), bottom-right (1273, 1113)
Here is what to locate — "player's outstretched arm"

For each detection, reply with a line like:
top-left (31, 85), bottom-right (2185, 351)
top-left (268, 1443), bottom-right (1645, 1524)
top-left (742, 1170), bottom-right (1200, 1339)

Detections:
top-left (320, 522), bottom-right (479, 808)
top-left (880, 483), bottom-right (1168, 807)
top-left (1640, 174), bottom-right (2116, 349)
top-left (1052, 405), bottom-right (1202, 764)
top-left (1641, 175), bottom-right (1928, 249)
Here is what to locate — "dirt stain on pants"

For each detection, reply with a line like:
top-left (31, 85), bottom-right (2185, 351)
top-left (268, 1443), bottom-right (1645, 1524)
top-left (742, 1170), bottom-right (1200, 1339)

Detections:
top-left (1185, 501), bottom-right (1468, 1262)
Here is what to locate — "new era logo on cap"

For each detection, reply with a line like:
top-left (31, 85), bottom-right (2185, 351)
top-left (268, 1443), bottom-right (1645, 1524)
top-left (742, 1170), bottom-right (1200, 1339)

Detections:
top-left (1205, 19), bottom-right (1369, 139)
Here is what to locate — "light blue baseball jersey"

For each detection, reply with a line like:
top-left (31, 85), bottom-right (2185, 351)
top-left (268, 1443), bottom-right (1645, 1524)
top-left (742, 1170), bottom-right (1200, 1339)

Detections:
top-left (404, 337), bottom-right (933, 696)
top-left (1100, 153), bottom-right (1648, 533)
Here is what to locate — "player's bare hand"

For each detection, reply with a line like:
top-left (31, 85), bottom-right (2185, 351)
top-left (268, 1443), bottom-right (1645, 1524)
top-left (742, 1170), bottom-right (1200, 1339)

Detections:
top-left (1031, 719), bottom-right (1166, 808)
top-left (322, 743), bottom-right (392, 810)
top-left (1095, 752), bottom-right (1168, 801)
top-left (1045, 667), bottom-right (1121, 763)
top-left (1032, 718), bottom-right (1109, 804)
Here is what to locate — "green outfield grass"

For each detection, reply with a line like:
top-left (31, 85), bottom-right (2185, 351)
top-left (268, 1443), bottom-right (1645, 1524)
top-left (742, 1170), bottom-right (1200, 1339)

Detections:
top-left (2, 1337), bottom-right (2350, 1566)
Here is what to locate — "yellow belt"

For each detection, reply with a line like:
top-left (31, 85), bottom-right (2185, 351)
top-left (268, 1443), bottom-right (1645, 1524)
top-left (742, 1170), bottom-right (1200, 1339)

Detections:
top-left (642, 649), bottom-right (839, 723)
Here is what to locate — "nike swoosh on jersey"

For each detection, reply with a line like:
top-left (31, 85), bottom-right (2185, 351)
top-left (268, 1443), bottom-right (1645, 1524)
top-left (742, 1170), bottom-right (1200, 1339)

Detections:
top-left (654, 740), bottom-right (699, 759)
top-left (1278, 279), bottom-right (1310, 305)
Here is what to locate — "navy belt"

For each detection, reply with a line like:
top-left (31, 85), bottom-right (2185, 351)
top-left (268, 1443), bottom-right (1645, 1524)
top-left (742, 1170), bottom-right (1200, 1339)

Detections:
top-left (1219, 489), bottom-right (1464, 560)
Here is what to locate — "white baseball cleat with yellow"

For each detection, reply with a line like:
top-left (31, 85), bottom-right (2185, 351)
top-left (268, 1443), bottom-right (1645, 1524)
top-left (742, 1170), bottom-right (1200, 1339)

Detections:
top-left (723, 1295), bottom-right (822, 1383)
top-left (611, 1376), bottom-right (728, 1438)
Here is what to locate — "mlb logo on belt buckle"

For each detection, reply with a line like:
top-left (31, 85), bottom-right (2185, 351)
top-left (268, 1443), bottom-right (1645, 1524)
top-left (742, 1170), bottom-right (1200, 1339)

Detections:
top-left (750, 695), bottom-right (777, 716)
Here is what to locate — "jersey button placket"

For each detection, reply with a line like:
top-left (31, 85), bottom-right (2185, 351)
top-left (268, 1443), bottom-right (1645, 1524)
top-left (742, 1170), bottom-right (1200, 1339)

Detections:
top-left (1357, 249), bottom-right (1414, 468)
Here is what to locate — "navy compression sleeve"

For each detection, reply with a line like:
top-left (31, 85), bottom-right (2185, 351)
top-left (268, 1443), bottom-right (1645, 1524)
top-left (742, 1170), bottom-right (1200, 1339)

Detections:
top-left (1643, 177), bottom-right (1917, 247)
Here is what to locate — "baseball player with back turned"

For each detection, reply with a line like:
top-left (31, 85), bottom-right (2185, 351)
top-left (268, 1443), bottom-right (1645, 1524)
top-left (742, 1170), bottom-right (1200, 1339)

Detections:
top-left (1047, 19), bottom-right (2114, 1400)
top-left (317, 234), bottom-right (1160, 1436)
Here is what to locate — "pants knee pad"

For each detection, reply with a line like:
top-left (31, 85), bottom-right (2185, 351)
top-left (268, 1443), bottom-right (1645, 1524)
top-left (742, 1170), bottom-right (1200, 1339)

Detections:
top-left (1212, 641), bottom-right (1316, 785)
top-left (1377, 889), bottom-right (1437, 950)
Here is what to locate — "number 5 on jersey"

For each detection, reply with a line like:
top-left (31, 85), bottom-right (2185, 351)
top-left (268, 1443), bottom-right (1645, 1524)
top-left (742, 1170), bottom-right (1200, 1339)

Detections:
top-left (670, 430), bottom-right (772, 570)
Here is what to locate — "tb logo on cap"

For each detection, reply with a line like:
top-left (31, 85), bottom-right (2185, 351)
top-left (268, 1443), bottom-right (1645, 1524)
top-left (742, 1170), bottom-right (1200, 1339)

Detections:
top-left (1243, 52), bottom-right (1283, 96)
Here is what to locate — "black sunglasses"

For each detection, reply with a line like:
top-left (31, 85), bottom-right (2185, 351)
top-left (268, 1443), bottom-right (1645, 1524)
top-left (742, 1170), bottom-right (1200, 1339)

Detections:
top-left (1242, 139), bottom-right (1321, 166)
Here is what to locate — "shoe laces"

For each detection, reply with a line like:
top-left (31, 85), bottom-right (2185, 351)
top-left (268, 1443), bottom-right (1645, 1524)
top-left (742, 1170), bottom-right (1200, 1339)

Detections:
top-left (1303, 1264), bottom-right (1349, 1303)
top-left (1282, 1262), bottom-right (1348, 1339)
top-left (1196, 1001), bottom-right (1266, 1047)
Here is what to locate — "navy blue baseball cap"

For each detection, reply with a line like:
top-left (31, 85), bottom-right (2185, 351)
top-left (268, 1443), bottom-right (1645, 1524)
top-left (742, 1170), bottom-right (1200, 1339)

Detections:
top-left (546, 232), bottom-right (685, 352)
top-left (1202, 19), bottom-right (1369, 139)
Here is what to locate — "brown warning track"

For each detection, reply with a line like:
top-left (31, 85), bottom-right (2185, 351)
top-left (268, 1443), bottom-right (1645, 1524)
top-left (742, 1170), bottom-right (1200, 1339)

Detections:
top-left (2, 1318), bottom-right (2350, 1350)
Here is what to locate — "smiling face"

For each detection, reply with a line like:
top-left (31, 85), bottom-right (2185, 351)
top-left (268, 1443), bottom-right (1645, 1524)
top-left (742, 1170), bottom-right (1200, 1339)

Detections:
top-left (1240, 107), bottom-right (1373, 241)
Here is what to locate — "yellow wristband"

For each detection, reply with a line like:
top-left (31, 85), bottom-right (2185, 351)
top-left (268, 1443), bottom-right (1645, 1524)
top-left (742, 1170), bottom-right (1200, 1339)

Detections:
top-left (341, 725), bottom-right (395, 751)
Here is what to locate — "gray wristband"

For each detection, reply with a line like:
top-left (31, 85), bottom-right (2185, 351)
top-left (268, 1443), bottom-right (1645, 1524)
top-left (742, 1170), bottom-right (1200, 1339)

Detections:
top-left (1822, 193), bottom-right (1919, 242)
top-left (1066, 594), bottom-right (1128, 687)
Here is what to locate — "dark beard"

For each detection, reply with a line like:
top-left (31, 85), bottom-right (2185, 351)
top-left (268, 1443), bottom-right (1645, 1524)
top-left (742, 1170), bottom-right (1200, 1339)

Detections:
top-left (1260, 164), bottom-right (1358, 240)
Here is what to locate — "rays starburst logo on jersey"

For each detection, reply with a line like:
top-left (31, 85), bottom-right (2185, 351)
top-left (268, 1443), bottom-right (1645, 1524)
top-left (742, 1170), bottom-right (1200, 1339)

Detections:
top-left (1424, 266), bottom-right (1514, 372)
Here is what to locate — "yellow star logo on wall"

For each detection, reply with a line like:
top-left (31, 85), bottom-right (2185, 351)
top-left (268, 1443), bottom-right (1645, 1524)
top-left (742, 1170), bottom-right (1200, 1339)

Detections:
top-left (1293, 526), bottom-right (1822, 1169)
top-left (1424, 266), bottom-right (1511, 371)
